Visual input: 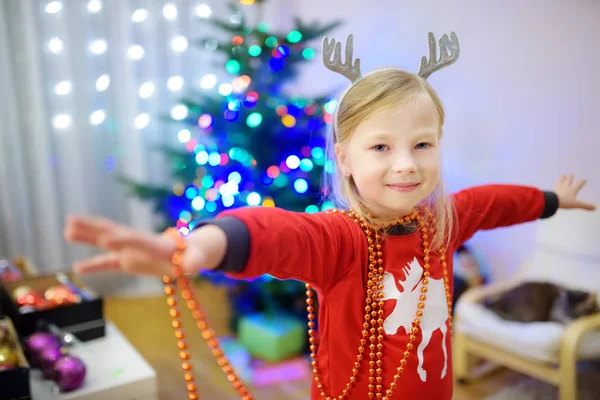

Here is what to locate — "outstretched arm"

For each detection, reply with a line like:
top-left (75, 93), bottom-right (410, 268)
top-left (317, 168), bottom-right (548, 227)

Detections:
top-left (452, 175), bottom-right (595, 247)
top-left (198, 207), bottom-right (366, 290)
top-left (64, 207), bottom-right (366, 291)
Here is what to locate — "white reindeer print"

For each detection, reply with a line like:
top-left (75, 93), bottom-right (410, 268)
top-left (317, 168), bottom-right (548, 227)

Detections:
top-left (381, 257), bottom-right (449, 382)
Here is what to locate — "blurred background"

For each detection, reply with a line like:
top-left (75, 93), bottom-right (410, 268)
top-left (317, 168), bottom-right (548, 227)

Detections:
top-left (0, 1), bottom-right (598, 399)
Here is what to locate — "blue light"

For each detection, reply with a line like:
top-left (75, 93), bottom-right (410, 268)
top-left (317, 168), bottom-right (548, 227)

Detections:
top-left (178, 129), bottom-right (191, 143)
top-left (286, 155), bottom-right (300, 169)
top-left (184, 186), bottom-right (198, 199)
top-left (228, 171), bottom-right (242, 184)
top-left (324, 99), bottom-right (338, 113)
top-left (262, 174), bottom-right (274, 186)
top-left (300, 158), bottom-right (313, 172)
top-left (294, 178), bottom-right (308, 194)
top-left (202, 175), bottom-right (214, 188)
top-left (179, 210), bottom-right (192, 221)
top-left (191, 196), bottom-right (205, 211)
top-left (278, 45), bottom-right (290, 57)
top-left (321, 201), bottom-right (335, 211)
top-left (220, 181), bottom-right (239, 196)
top-left (269, 57), bottom-right (284, 71)
top-left (222, 195), bottom-right (235, 208)
top-left (325, 160), bottom-right (336, 174)
top-left (228, 100), bottom-right (241, 111)
top-left (205, 201), bottom-right (217, 213)
top-left (247, 192), bottom-right (261, 206)
top-left (224, 109), bottom-right (238, 121)
top-left (286, 104), bottom-right (301, 117)
top-left (305, 205), bottom-right (319, 213)
top-left (311, 147), bottom-right (324, 159)
top-left (196, 151), bottom-right (208, 165)
top-left (208, 151), bottom-right (221, 166)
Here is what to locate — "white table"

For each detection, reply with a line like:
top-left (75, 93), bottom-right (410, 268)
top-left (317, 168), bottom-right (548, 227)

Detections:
top-left (30, 322), bottom-right (158, 400)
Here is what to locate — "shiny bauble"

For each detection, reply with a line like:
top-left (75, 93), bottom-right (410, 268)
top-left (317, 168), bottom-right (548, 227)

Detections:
top-left (40, 346), bottom-right (65, 379)
top-left (0, 346), bottom-right (18, 369)
top-left (26, 332), bottom-right (60, 367)
top-left (54, 355), bottom-right (86, 392)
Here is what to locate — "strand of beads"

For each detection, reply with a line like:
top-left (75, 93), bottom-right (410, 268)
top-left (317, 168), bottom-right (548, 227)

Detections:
top-left (162, 279), bottom-right (198, 399)
top-left (440, 247), bottom-right (453, 334)
top-left (162, 228), bottom-right (253, 400)
top-left (306, 209), bottom-right (386, 399)
top-left (424, 217), bottom-right (453, 336)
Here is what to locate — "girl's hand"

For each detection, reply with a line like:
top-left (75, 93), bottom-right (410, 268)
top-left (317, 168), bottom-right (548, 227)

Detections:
top-left (553, 175), bottom-right (596, 211)
top-left (63, 215), bottom-right (226, 276)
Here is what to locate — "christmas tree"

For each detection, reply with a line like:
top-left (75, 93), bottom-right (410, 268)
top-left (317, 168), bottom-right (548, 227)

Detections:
top-left (120, 1), bottom-right (340, 333)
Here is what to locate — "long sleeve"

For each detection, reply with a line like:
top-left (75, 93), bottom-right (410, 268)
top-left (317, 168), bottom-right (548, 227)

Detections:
top-left (196, 207), bottom-right (367, 291)
top-left (452, 184), bottom-right (559, 247)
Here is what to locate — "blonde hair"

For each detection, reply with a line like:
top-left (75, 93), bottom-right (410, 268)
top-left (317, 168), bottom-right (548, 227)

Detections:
top-left (323, 69), bottom-right (455, 250)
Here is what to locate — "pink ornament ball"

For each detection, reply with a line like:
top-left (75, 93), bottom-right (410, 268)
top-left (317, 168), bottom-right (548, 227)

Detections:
top-left (26, 332), bottom-right (60, 367)
top-left (54, 355), bottom-right (86, 392)
top-left (39, 346), bottom-right (63, 379)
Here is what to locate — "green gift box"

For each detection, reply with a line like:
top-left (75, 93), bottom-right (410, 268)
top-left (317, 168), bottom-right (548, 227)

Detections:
top-left (238, 312), bottom-right (305, 362)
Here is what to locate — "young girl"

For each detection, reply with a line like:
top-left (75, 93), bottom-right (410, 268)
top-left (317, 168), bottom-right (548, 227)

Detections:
top-left (64, 32), bottom-right (596, 399)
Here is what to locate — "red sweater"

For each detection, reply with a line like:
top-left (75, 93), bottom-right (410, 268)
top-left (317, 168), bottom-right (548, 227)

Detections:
top-left (212, 185), bottom-right (556, 399)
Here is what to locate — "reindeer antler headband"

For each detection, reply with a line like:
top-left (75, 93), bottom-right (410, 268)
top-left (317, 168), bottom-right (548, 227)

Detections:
top-left (322, 32), bottom-right (460, 134)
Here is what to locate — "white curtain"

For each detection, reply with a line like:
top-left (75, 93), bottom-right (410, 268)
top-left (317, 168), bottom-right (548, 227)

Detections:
top-left (0, 0), bottom-right (290, 293)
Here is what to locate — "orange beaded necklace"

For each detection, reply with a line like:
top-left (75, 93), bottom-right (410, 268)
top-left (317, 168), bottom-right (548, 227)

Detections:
top-left (162, 228), bottom-right (253, 400)
top-left (162, 208), bottom-right (453, 400)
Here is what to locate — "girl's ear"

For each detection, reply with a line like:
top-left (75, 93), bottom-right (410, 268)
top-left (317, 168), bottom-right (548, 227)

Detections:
top-left (335, 143), bottom-right (351, 177)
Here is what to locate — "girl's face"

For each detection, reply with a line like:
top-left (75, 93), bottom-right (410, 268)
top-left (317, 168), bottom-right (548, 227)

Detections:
top-left (335, 93), bottom-right (441, 219)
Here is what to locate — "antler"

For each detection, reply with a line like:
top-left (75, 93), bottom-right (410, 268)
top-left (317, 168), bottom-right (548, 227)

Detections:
top-left (418, 32), bottom-right (460, 79)
top-left (322, 34), bottom-right (362, 83)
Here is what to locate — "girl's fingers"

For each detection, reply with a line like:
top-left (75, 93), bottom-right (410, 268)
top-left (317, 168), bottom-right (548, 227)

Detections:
top-left (67, 215), bottom-right (121, 234)
top-left (576, 201), bottom-right (596, 211)
top-left (574, 179), bottom-right (587, 193)
top-left (64, 215), bottom-right (123, 247)
top-left (99, 230), bottom-right (177, 261)
top-left (566, 174), bottom-right (574, 185)
top-left (64, 227), bottom-right (99, 246)
top-left (73, 252), bottom-right (121, 274)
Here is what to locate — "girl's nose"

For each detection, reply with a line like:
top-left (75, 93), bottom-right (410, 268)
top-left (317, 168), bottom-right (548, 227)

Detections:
top-left (392, 153), bottom-right (417, 173)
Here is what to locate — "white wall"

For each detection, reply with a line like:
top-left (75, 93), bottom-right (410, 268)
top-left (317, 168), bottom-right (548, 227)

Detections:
top-left (289, 0), bottom-right (600, 280)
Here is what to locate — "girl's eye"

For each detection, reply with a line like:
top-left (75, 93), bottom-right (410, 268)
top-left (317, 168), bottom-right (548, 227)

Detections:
top-left (415, 142), bottom-right (431, 150)
top-left (372, 144), bottom-right (388, 151)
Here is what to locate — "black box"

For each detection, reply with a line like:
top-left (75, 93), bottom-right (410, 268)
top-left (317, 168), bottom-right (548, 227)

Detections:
top-left (0, 273), bottom-right (105, 342)
top-left (0, 317), bottom-right (31, 400)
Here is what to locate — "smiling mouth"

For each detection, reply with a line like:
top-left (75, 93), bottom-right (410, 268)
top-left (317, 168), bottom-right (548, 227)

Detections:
top-left (387, 183), bottom-right (420, 193)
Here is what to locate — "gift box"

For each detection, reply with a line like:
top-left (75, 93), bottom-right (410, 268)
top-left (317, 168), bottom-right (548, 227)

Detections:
top-left (238, 312), bottom-right (305, 363)
top-left (0, 317), bottom-right (31, 400)
top-left (0, 272), bottom-right (104, 342)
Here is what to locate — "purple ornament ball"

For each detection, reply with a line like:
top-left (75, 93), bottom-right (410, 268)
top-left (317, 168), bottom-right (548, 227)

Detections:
top-left (26, 332), bottom-right (60, 367)
top-left (54, 355), bottom-right (86, 392)
top-left (39, 346), bottom-right (64, 379)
